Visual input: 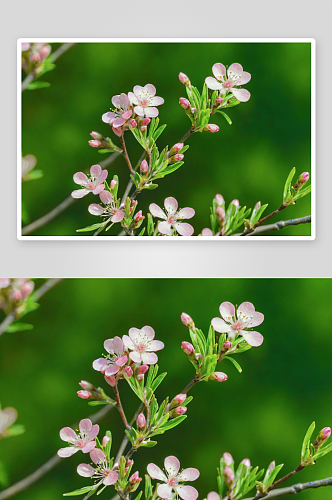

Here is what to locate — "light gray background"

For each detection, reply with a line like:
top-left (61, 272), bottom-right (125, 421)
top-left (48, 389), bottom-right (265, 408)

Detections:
top-left (2, 0), bottom-right (330, 277)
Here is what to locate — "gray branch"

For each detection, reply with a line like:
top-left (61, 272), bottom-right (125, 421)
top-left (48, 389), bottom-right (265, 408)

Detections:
top-left (244, 476), bottom-right (332, 499)
top-left (0, 403), bottom-right (113, 499)
top-left (243, 216), bottom-right (311, 236)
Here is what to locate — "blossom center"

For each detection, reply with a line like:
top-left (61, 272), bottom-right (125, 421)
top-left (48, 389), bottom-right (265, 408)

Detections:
top-left (168, 477), bottom-right (177, 487)
top-left (136, 343), bottom-right (146, 353)
top-left (88, 182), bottom-right (96, 190)
top-left (223, 79), bottom-right (233, 89)
top-left (232, 321), bottom-right (243, 331)
top-left (168, 215), bottom-right (176, 224)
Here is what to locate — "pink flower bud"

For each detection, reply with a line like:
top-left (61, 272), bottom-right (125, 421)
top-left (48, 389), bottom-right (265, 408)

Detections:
top-left (126, 459), bottom-right (134, 467)
top-left (130, 471), bottom-right (142, 485)
top-left (241, 458), bottom-right (251, 469)
top-left (102, 435), bottom-right (111, 447)
top-left (192, 108), bottom-right (197, 114)
top-left (209, 372), bottom-right (228, 383)
top-left (136, 373), bottom-right (144, 382)
top-left (179, 72), bottom-right (191, 86)
top-left (223, 466), bottom-right (234, 485)
top-left (88, 140), bottom-right (102, 147)
top-left (141, 126), bottom-right (147, 132)
top-left (231, 199), bottom-right (240, 208)
top-left (179, 97), bottom-right (191, 109)
top-left (141, 118), bottom-right (151, 126)
top-left (134, 210), bottom-right (145, 222)
top-left (222, 453), bottom-right (234, 465)
top-left (222, 341), bottom-right (232, 351)
top-left (140, 160), bottom-right (148, 174)
top-left (112, 126), bottom-right (123, 137)
top-left (216, 206), bottom-right (225, 221)
top-left (11, 290), bottom-right (22, 300)
top-left (171, 394), bottom-right (187, 409)
top-left (322, 427), bottom-right (331, 440)
top-left (170, 406), bottom-right (187, 418)
top-left (137, 413), bottom-right (146, 428)
top-left (300, 172), bottom-right (310, 183)
top-left (170, 143), bottom-right (184, 154)
top-left (124, 366), bottom-right (133, 377)
top-left (181, 312), bottom-right (195, 329)
top-left (77, 390), bottom-right (92, 399)
top-left (267, 461), bottom-right (276, 475)
top-left (129, 119), bottom-right (137, 129)
top-left (214, 194), bottom-right (225, 206)
top-left (105, 374), bottom-right (117, 387)
top-left (181, 341), bottom-right (195, 355)
top-left (79, 380), bottom-right (94, 391)
top-left (253, 201), bottom-right (261, 216)
top-left (138, 364), bottom-right (149, 374)
top-left (90, 131), bottom-right (103, 140)
top-left (214, 97), bottom-right (223, 106)
top-left (110, 179), bottom-right (118, 189)
top-left (204, 124), bottom-right (220, 133)
top-left (171, 154), bottom-right (184, 163)
top-left (195, 353), bottom-right (202, 360)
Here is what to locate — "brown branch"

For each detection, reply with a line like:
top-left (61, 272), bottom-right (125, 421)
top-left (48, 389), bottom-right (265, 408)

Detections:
top-left (113, 383), bottom-right (130, 430)
top-left (240, 205), bottom-right (287, 236)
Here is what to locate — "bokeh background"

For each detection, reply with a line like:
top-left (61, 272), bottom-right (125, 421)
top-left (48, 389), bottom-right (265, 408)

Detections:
top-left (21, 42), bottom-right (312, 236)
top-left (1, 278), bottom-right (331, 500)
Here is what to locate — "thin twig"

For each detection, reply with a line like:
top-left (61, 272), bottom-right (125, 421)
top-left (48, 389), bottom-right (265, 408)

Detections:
top-left (114, 402), bottom-right (144, 464)
top-left (244, 476), bottom-right (332, 499)
top-left (240, 205), bottom-right (287, 236)
top-left (0, 278), bottom-right (63, 337)
top-left (0, 404), bottom-right (113, 500)
top-left (114, 383), bottom-right (130, 430)
top-left (120, 135), bottom-right (135, 175)
top-left (252, 466), bottom-right (304, 500)
top-left (245, 215), bottom-right (311, 236)
top-left (21, 154), bottom-right (119, 236)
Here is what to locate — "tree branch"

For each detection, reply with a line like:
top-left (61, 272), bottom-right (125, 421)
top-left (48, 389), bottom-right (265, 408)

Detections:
top-left (244, 215), bottom-right (311, 236)
top-left (0, 404), bottom-right (113, 500)
top-left (244, 476), bottom-right (332, 499)
top-left (114, 383), bottom-right (130, 430)
top-left (240, 205), bottom-right (287, 236)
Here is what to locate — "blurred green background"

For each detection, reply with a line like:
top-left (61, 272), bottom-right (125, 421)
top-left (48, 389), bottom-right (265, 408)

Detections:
top-left (1, 278), bottom-right (331, 500)
top-left (21, 42), bottom-right (312, 236)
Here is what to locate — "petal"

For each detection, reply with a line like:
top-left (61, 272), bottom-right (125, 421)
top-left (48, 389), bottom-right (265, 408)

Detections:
top-left (141, 352), bottom-right (158, 365)
top-left (73, 172), bottom-right (88, 185)
top-left (122, 109), bottom-right (132, 119)
top-left (201, 228), bottom-right (213, 236)
top-left (1, 408), bottom-right (18, 428)
top-left (239, 71), bottom-right (251, 85)
top-left (177, 468), bottom-right (200, 481)
top-left (133, 85), bottom-right (144, 96)
top-left (71, 189), bottom-right (90, 199)
top-left (100, 190), bottom-right (113, 204)
top-left (134, 106), bottom-right (145, 116)
top-left (103, 338), bottom-right (114, 354)
top-left (207, 493), bottom-right (220, 500)
top-left (211, 317), bottom-right (232, 333)
top-left (113, 336), bottom-right (124, 355)
top-left (145, 84), bottom-right (156, 96)
top-left (157, 484), bottom-right (173, 499)
top-left (149, 203), bottom-right (166, 219)
top-left (119, 93), bottom-right (129, 109)
top-left (146, 340), bottom-right (164, 352)
top-left (164, 197), bottom-right (178, 214)
top-left (129, 351), bottom-right (143, 363)
top-left (116, 354), bottom-right (128, 366)
top-left (128, 327), bottom-right (142, 341)
top-left (165, 456), bottom-right (180, 476)
top-left (177, 208), bottom-right (195, 220)
top-left (212, 63), bottom-right (226, 79)
top-left (247, 312), bottom-right (264, 328)
top-left (82, 441), bottom-right (96, 453)
top-left (90, 448), bottom-right (106, 464)
top-left (112, 94), bottom-right (121, 107)
top-left (144, 107), bottom-right (159, 118)
top-left (147, 463), bottom-right (167, 482)
top-left (88, 204), bottom-right (104, 216)
top-left (93, 357), bottom-right (108, 371)
top-left (141, 326), bottom-right (155, 340)
top-left (111, 210), bottom-right (125, 223)
top-left (112, 117), bottom-right (126, 127)
top-left (90, 164), bottom-right (102, 178)
top-left (60, 427), bottom-right (77, 442)
top-left (102, 111), bottom-right (116, 123)
top-left (103, 471), bottom-right (119, 485)
top-left (231, 88), bottom-right (251, 102)
top-left (241, 330), bottom-right (264, 347)
top-left (58, 446), bottom-right (78, 457)
top-left (150, 96), bottom-right (164, 106)
top-left (205, 76), bottom-right (223, 91)
top-left (158, 221), bottom-right (172, 235)
top-left (176, 485), bottom-right (198, 500)
top-left (92, 184), bottom-right (105, 195)
top-left (128, 92), bottom-right (139, 105)
top-left (122, 334), bottom-right (135, 350)
top-left (228, 63), bottom-right (244, 76)
top-left (77, 463), bottom-right (95, 477)
top-left (88, 424), bottom-right (99, 440)
top-left (99, 169), bottom-right (108, 183)
top-left (104, 364), bottom-right (120, 376)
top-left (174, 223), bottom-right (194, 236)
top-left (220, 301), bottom-right (235, 320)
top-left (79, 419), bottom-right (92, 434)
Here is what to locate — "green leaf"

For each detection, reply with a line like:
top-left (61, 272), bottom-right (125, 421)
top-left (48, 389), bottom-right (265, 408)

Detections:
top-left (158, 415), bottom-right (187, 432)
top-left (301, 421), bottom-right (315, 462)
top-left (125, 429), bottom-right (135, 446)
top-left (283, 167), bottom-right (296, 203)
top-left (223, 356), bottom-right (243, 373)
top-left (145, 474), bottom-right (153, 500)
top-left (159, 161), bottom-right (184, 177)
top-left (153, 124), bottom-right (167, 142)
top-left (25, 169), bottom-right (44, 181)
top-left (87, 401), bottom-right (110, 406)
top-left (141, 440), bottom-right (157, 448)
top-left (27, 81), bottom-right (51, 90)
top-left (76, 223), bottom-right (106, 233)
top-left (138, 227), bottom-right (146, 236)
top-left (151, 372), bottom-right (167, 393)
top-left (313, 442), bottom-right (332, 459)
top-left (98, 149), bottom-right (114, 154)
top-left (5, 322), bottom-right (33, 333)
top-left (147, 213), bottom-right (154, 236)
top-left (5, 424), bottom-right (25, 437)
top-left (0, 462), bottom-right (9, 487)
top-left (264, 464), bottom-right (284, 488)
top-left (294, 184), bottom-right (311, 202)
top-left (63, 485), bottom-right (96, 496)
top-left (144, 183), bottom-right (158, 190)
top-left (216, 110), bottom-right (232, 125)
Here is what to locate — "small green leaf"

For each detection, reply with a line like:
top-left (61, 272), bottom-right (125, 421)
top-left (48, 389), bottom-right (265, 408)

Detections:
top-left (98, 149), bottom-right (114, 154)
top-left (153, 124), bottom-right (167, 142)
top-left (147, 213), bottom-right (154, 236)
top-left (141, 440), bottom-right (157, 448)
top-left (283, 167), bottom-right (296, 203)
top-left (223, 356), bottom-right (242, 373)
top-left (6, 323), bottom-right (33, 333)
top-left (301, 421), bottom-right (315, 462)
top-left (216, 110), bottom-right (232, 125)
top-left (27, 81), bottom-right (51, 90)
top-left (313, 442), bottom-right (332, 460)
top-left (87, 401), bottom-right (110, 406)
top-left (25, 169), bottom-right (44, 181)
top-left (76, 223), bottom-right (106, 233)
top-left (4, 424), bottom-right (25, 437)
top-left (63, 485), bottom-right (96, 496)
top-left (158, 415), bottom-right (187, 432)
top-left (144, 183), bottom-right (158, 190)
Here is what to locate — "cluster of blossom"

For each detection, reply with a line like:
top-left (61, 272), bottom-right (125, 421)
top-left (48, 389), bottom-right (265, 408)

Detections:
top-left (21, 42), bottom-right (52, 72)
top-left (0, 406), bottom-right (18, 440)
top-left (0, 278), bottom-right (34, 314)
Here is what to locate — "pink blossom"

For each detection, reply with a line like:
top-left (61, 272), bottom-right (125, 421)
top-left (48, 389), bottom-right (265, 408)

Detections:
top-left (77, 390), bottom-right (92, 399)
top-left (205, 63), bottom-right (251, 102)
top-left (209, 372), bottom-right (228, 383)
top-left (112, 126), bottom-right (123, 137)
top-left (110, 179), bottom-right (118, 189)
top-left (215, 194), bottom-right (225, 206)
top-left (124, 366), bottom-right (133, 377)
top-left (88, 191), bottom-right (125, 223)
top-left (216, 206), bottom-right (225, 221)
top-left (171, 154), bottom-right (184, 162)
top-left (93, 336), bottom-right (127, 377)
top-left (130, 471), bottom-right (142, 485)
top-left (137, 413), bottom-right (146, 428)
top-left (179, 73), bottom-right (191, 86)
top-left (29, 43), bottom-right (52, 62)
top-left (181, 341), bottom-right (194, 355)
top-left (170, 143), bottom-right (184, 154)
top-left (222, 453), bottom-right (234, 465)
top-left (222, 341), bottom-right (232, 351)
top-left (171, 394), bottom-right (187, 407)
top-left (147, 456), bottom-right (199, 500)
top-left (241, 458), bottom-right (251, 469)
top-left (129, 119), bottom-right (137, 128)
top-left (21, 43), bottom-right (31, 52)
top-left (0, 407), bottom-right (18, 437)
top-left (88, 140), bottom-right (101, 147)
top-left (57, 419), bottom-right (99, 457)
top-left (207, 492), bottom-right (220, 500)
top-left (138, 364), bottom-right (149, 374)
top-left (77, 448), bottom-right (118, 486)
top-left (141, 117), bottom-right (151, 126)
top-left (102, 435), bottom-right (111, 447)
top-left (201, 228), bottom-right (214, 236)
top-left (211, 302), bottom-right (264, 347)
top-left (170, 406), bottom-right (187, 417)
top-left (204, 124), bottom-right (219, 133)
top-left (149, 197), bottom-right (195, 236)
top-left (179, 97), bottom-right (191, 109)
top-left (72, 165), bottom-right (108, 199)
top-left (322, 427), bottom-right (331, 440)
top-left (9, 279), bottom-right (34, 302)
top-left (140, 160), bottom-right (149, 173)
top-left (181, 313), bottom-right (195, 329)
top-left (128, 85), bottom-right (164, 118)
top-left (105, 374), bottom-right (117, 387)
top-left (90, 131), bottom-right (103, 140)
top-left (102, 93), bottom-right (132, 128)
top-left (134, 210), bottom-right (145, 223)
top-left (224, 465), bottom-right (234, 485)
top-left (123, 326), bottom-right (164, 365)
top-left (231, 199), bottom-right (240, 208)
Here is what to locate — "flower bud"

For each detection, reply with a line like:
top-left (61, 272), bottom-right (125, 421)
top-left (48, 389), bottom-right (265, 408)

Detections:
top-left (110, 179), bottom-right (118, 189)
top-left (112, 126), bottom-right (123, 137)
top-left (181, 341), bottom-right (195, 355)
top-left (214, 97), bottom-right (223, 106)
top-left (126, 459), bottom-right (134, 467)
top-left (170, 154), bottom-right (184, 163)
top-left (230, 199), bottom-right (240, 208)
top-left (170, 143), bottom-right (184, 154)
top-left (170, 393), bottom-right (187, 409)
top-left (138, 364), bottom-right (149, 374)
top-left (179, 72), bottom-right (191, 86)
top-left (88, 140), bottom-right (102, 147)
top-left (129, 119), bottom-right (137, 129)
top-left (195, 353), bottom-right (202, 361)
top-left (102, 435), bottom-right (111, 447)
top-left (79, 380), bottom-right (95, 391)
top-left (223, 465), bottom-right (234, 486)
top-left (294, 172), bottom-right (310, 192)
top-left (105, 374), bottom-right (117, 387)
top-left (181, 313), bottom-right (195, 329)
top-left (216, 206), bottom-right (225, 221)
top-left (130, 471), bottom-right (142, 485)
top-left (209, 372), bottom-right (228, 383)
top-left (77, 390), bottom-right (92, 399)
top-left (134, 210), bottom-right (145, 223)
top-left (141, 126), bottom-right (147, 132)
top-left (136, 373), bottom-right (144, 382)
top-left (170, 406), bottom-right (187, 418)
top-left (137, 413), bottom-right (146, 428)
top-left (124, 366), bottom-right (133, 377)
top-left (252, 201), bottom-right (261, 217)
top-left (179, 97), bottom-right (191, 109)
top-left (241, 458), bottom-right (251, 469)
top-left (222, 341), bottom-right (232, 352)
top-left (140, 160), bottom-right (149, 174)
top-left (204, 124), bottom-right (220, 133)
top-left (214, 194), bottom-right (225, 206)
top-left (222, 453), bottom-right (234, 465)
top-left (141, 118), bottom-right (151, 126)
top-left (314, 426), bottom-right (331, 450)
top-left (266, 461), bottom-right (276, 477)
top-left (90, 131), bottom-right (103, 140)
